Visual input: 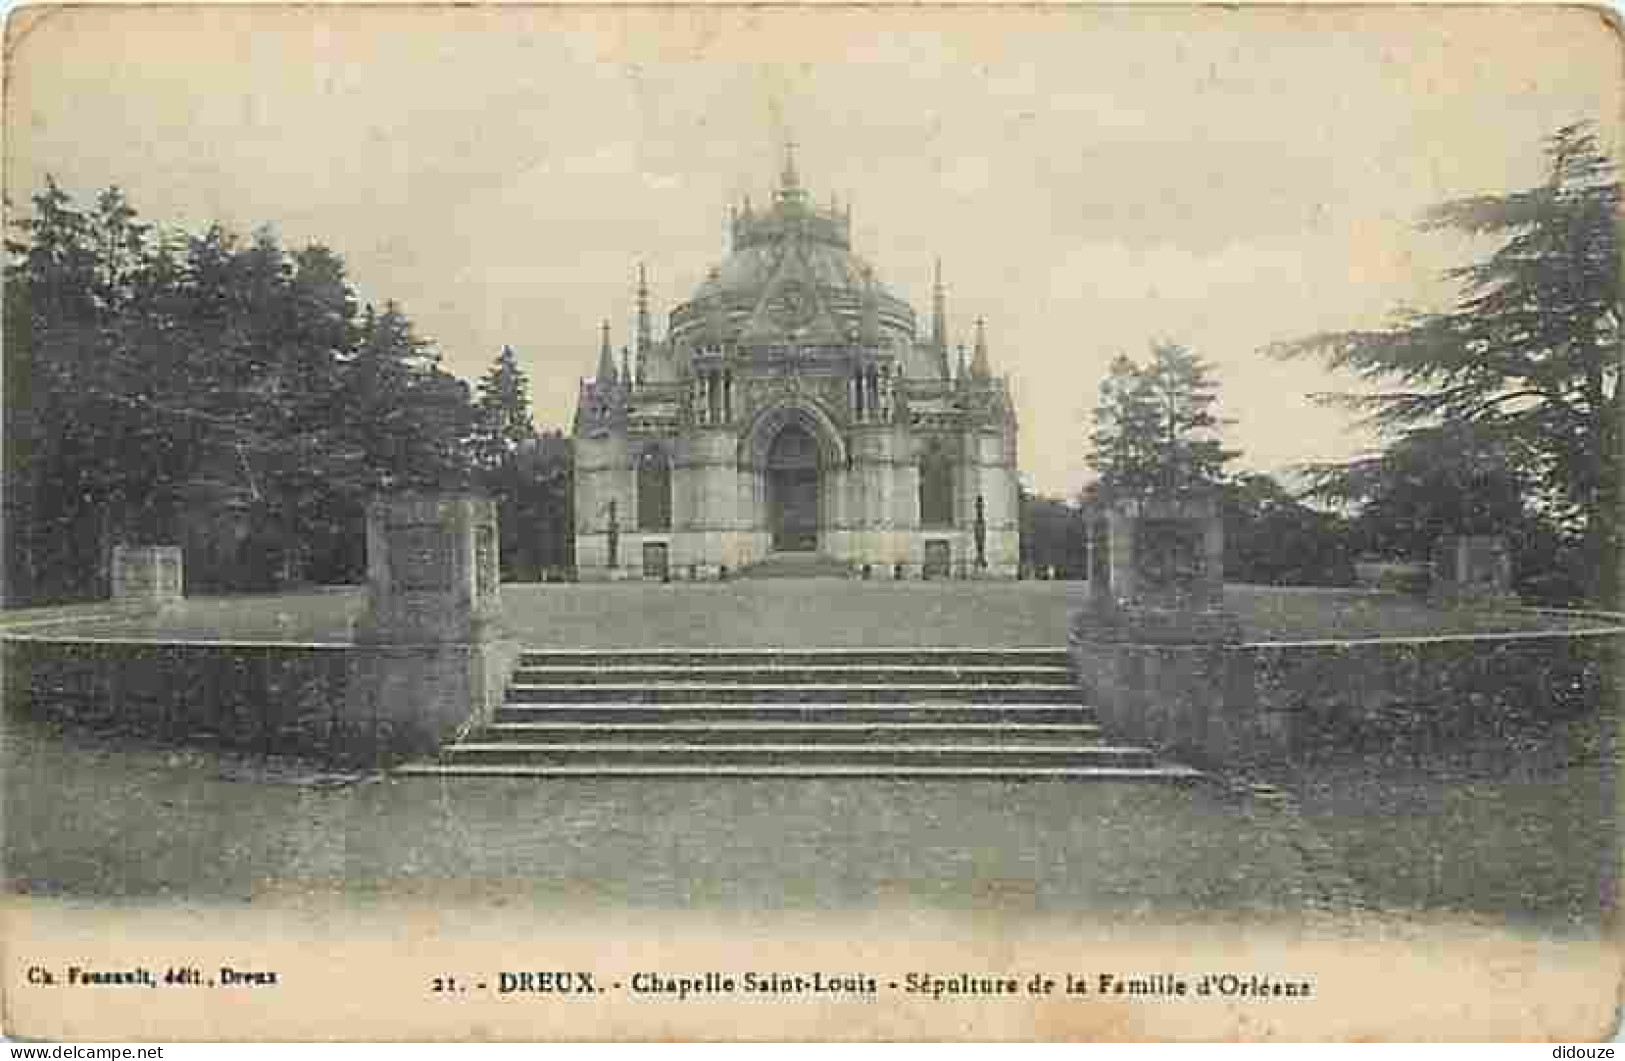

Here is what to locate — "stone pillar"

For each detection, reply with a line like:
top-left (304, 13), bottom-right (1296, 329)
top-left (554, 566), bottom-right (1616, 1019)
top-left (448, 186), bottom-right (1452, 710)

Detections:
top-left (1429, 534), bottom-right (1516, 607)
top-left (1080, 496), bottom-right (1235, 640)
top-left (354, 496), bottom-right (500, 643)
top-left (110, 545), bottom-right (184, 609)
top-left (1071, 494), bottom-right (1254, 770)
top-left (1087, 515), bottom-right (1112, 604)
top-left (973, 494), bottom-right (988, 571)
top-left (344, 496), bottom-right (516, 766)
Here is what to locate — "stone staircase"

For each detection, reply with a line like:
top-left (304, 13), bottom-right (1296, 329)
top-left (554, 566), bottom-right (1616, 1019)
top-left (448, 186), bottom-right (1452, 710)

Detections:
top-left (396, 647), bottom-right (1200, 780)
top-left (735, 553), bottom-right (856, 579)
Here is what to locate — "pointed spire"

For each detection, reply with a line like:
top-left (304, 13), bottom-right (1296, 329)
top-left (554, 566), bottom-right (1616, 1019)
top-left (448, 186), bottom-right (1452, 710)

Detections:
top-left (597, 320), bottom-right (617, 386)
top-left (636, 262), bottom-right (652, 358)
top-left (971, 316), bottom-right (991, 378)
top-left (621, 346), bottom-right (631, 388)
top-left (931, 258), bottom-right (948, 352)
top-left (957, 342), bottom-right (969, 381)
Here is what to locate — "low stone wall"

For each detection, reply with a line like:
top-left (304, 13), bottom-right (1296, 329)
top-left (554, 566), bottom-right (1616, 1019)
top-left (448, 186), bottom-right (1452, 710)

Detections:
top-left (2, 633), bottom-right (520, 767)
top-left (1070, 639), bottom-right (1263, 769)
top-left (1248, 629), bottom-right (1616, 763)
top-left (1071, 619), bottom-right (1622, 771)
top-left (4, 637), bottom-right (354, 763)
top-left (342, 638), bottom-right (519, 762)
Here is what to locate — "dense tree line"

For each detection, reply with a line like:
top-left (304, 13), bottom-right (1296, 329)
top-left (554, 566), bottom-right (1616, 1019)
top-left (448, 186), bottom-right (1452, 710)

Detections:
top-left (4, 180), bottom-right (570, 603)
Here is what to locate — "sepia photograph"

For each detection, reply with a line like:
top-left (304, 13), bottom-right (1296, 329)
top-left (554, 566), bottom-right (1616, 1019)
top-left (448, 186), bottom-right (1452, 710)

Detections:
top-left (0, 2), bottom-right (1620, 1041)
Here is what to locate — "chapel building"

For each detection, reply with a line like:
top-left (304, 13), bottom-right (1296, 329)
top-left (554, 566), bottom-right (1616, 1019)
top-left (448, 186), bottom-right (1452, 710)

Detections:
top-left (572, 150), bottom-right (1021, 580)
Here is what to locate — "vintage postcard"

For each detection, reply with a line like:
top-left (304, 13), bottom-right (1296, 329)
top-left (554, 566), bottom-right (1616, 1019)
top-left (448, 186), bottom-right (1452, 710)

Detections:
top-left (1, 2), bottom-right (1620, 1042)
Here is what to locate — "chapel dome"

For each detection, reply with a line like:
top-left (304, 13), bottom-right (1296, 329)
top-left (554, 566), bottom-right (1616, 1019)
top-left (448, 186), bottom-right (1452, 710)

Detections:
top-left (667, 152), bottom-right (919, 350)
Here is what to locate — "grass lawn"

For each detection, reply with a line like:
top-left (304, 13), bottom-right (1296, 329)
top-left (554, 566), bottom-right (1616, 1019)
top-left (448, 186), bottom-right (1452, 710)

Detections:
top-left (1270, 713), bottom-right (1617, 931)
top-left (3, 710), bottom-right (1323, 917)
top-left (5, 580), bottom-right (1613, 930)
top-left (10, 581), bottom-right (1610, 647)
top-left (5, 708), bottom-right (1610, 931)
top-left (1222, 585), bottom-right (1604, 641)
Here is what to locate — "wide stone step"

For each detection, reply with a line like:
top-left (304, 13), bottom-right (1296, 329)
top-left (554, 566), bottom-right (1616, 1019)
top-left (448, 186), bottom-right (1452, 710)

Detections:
top-left (394, 762), bottom-right (1205, 782)
top-left (480, 720), bottom-right (1103, 746)
top-left (735, 555), bottom-right (856, 580)
top-left (511, 664), bottom-right (1072, 686)
top-left (437, 742), bottom-right (1158, 769)
top-left (517, 648), bottom-right (1071, 668)
top-left (505, 683), bottom-right (1081, 705)
top-left (494, 702), bottom-right (1094, 724)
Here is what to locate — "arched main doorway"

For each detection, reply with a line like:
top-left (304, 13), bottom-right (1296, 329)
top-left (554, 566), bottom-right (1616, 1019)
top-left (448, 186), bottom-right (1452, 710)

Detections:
top-left (767, 424), bottom-right (820, 552)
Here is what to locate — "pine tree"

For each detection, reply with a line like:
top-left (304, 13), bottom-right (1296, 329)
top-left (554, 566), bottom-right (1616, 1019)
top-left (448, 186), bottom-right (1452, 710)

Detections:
top-left (1088, 343), bottom-right (1237, 500)
top-left (472, 345), bottom-right (536, 470)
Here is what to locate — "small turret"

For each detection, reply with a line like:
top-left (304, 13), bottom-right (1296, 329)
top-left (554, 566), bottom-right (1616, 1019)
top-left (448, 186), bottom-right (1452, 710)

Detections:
top-left (957, 342), bottom-right (969, 382)
top-left (621, 346), bottom-right (631, 389)
top-left (859, 265), bottom-right (881, 347)
top-left (971, 316), bottom-right (991, 379)
top-left (704, 269), bottom-right (729, 346)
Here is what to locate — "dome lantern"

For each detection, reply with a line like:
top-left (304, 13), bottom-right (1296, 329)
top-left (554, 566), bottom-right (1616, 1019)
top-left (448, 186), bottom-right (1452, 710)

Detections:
top-left (776, 140), bottom-right (806, 208)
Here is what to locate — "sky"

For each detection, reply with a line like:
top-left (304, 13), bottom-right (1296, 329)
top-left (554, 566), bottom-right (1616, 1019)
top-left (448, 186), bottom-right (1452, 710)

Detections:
top-left (6, 4), bottom-right (1620, 497)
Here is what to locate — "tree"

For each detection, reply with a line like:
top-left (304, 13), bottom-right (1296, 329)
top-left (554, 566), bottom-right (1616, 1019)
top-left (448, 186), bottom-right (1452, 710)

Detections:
top-left (471, 345), bottom-right (536, 471)
top-left (1088, 341), bottom-right (1237, 499)
top-left (4, 179), bottom-right (176, 598)
top-left (4, 180), bottom-right (481, 600)
top-left (1298, 423), bottom-right (1585, 601)
top-left (468, 345), bottom-right (548, 579)
top-left (507, 430), bottom-right (575, 580)
top-left (1273, 123), bottom-right (1621, 603)
top-left (1303, 424), bottom-right (1532, 557)
top-left (1019, 488), bottom-right (1086, 578)
top-left (1222, 472), bottom-right (1356, 587)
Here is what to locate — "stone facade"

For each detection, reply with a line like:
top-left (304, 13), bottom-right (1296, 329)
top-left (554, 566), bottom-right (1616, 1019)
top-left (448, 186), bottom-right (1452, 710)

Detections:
top-left (572, 150), bottom-right (1022, 580)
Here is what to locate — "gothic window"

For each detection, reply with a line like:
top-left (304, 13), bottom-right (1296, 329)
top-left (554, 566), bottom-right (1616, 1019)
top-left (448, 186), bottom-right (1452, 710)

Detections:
top-left (637, 447), bottom-right (672, 531)
top-left (920, 443), bottom-right (955, 529)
